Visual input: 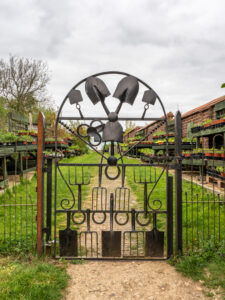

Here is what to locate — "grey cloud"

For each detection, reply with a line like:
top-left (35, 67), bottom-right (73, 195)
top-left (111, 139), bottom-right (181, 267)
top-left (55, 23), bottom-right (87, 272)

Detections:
top-left (0, 0), bottom-right (225, 117)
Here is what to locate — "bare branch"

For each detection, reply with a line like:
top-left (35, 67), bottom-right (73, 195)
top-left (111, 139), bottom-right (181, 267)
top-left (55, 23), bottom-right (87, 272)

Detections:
top-left (0, 55), bottom-right (50, 113)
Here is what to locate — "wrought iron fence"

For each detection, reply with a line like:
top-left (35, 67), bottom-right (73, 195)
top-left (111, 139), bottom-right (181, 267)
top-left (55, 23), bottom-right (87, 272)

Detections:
top-left (181, 134), bottom-right (225, 252)
top-left (0, 142), bottom-right (37, 252)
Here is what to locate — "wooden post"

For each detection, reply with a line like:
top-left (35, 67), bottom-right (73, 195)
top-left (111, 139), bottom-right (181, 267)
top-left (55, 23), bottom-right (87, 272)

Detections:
top-left (37, 112), bottom-right (45, 256)
top-left (175, 111), bottom-right (182, 254)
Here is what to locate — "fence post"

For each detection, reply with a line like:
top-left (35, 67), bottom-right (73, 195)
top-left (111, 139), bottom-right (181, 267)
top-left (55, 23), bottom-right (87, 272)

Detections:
top-left (167, 175), bottom-right (173, 257)
top-left (37, 112), bottom-right (45, 256)
top-left (46, 158), bottom-right (53, 254)
top-left (175, 110), bottom-right (182, 254)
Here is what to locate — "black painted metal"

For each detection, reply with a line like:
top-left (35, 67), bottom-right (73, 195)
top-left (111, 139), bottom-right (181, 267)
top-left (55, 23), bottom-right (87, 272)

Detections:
top-left (53, 71), bottom-right (173, 260)
top-left (46, 158), bottom-right (52, 243)
top-left (175, 111), bottom-right (182, 254)
top-left (167, 176), bottom-right (173, 257)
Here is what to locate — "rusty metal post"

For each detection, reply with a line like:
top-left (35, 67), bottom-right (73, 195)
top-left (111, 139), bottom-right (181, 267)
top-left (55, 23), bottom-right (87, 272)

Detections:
top-left (175, 110), bottom-right (182, 254)
top-left (37, 112), bottom-right (45, 256)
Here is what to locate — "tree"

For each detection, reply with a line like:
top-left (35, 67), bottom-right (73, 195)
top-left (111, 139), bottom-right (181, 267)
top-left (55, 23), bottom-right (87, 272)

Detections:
top-left (0, 55), bottom-right (50, 114)
top-left (221, 83), bottom-right (225, 88)
top-left (0, 97), bottom-right (8, 132)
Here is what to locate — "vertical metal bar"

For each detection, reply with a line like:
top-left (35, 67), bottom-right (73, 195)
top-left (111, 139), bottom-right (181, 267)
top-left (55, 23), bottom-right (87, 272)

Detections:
top-left (14, 146), bottom-right (17, 241)
top-left (167, 176), bottom-right (173, 258)
top-left (110, 193), bottom-right (114, 231)
top-left (46, 158), bottom-right (52, 243)
top-left (37, 112), bottom-right (45, 256)
top-left (218, 194), bottom-right (221, 242)
top-left (144, 183), bottom-right (148, 216)
top-left (175, 110), bottom-right (182, 254)
top-left (31, 196), bottom-right (34, 248)
top-left (207, 194), bottom-right (210, 239)
top-left (185, 192), bottom-right (188, 250)
top-left (197, 193), bottom-right (199, 247)
top-left (20, 196), bottom-right (22, 244)
top-left (78, 185), bottom-right (82, 211)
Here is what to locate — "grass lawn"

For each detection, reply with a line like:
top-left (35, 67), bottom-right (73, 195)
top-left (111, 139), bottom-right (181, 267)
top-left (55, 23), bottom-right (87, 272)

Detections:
top-left (0, 151), bottom-right (224, 297)
top-left (169, 239), bottom-right (225, 298)
top-left (0, 152), bottom-right (98, 254)
top-left (1, 151), bottom-right (224, 252)
top-left (0, 256), bottom-right (69, 300)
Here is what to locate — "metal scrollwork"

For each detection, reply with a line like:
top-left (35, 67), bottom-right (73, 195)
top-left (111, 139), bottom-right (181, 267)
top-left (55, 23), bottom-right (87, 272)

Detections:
top-left (104, 166), bottom-right (121, 180)
top-left (58, 166), bottom-right (75, 210)
top-left (71, 211), bottom-right (86, 225)
top-left (60, 198), bottom-right (76, 210)
top-left (115, 212), bottom-right (129, 226)
top-left (148, 199), bottom-right (162, 211)
top-left (55, 71), bottom-right (170, 260)
top-left (77, 120), bottom-right (104, 147)
top-left (136, 212), bottom-right (151, 226)
top-left (92, 212), bottom-right (107, 224)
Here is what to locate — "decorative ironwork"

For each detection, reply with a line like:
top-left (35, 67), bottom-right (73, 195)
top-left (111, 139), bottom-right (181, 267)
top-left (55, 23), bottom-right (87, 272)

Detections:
top-left (54, 71), bottom-right (173, 260)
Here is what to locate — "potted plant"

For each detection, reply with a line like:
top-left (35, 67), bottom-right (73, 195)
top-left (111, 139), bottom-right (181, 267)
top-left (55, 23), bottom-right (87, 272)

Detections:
top-left (203, 119), bottom-right (213, 129)
top-left (217, 166), bottom-right (225, 177)
top-left (0, 132), bottom-right (18, 146)
top-left (184, 151), bottom-right (191, 158)
top-left (17, 135), bottom-right (34, 145)
top-left (204, 148), bottom-right (213, 159)
top-left (220, 147), bottom-right (225, 159)
top-left (18, 130), bottom-right (37, 137)
top-left (191, 122), bottom-right (203, 133)
top-left (168, 137), bottom-right (175, 144)
top-left (214, 149), bottom-right (222, 160)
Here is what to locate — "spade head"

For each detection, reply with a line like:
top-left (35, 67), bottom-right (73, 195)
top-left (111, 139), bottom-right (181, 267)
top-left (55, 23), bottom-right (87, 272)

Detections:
top-left (68, 90), bottom-right (83, 105)
top-left (145, 229), bottom-right (164, 257)
top-left (113, 76), bottom-right (139, 105)
top-left (59, 228), bottom-right (78, 257)
top-left (85, 76), bottom-right (110, 105)
top-left (102, 120), bottom-right (123, 142)
top-left (102, 231), bottom-right (121, 257)
top-left (142, 89), bottom-right (157, 105)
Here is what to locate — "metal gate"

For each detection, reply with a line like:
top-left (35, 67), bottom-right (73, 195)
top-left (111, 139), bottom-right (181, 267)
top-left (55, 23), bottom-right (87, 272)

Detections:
top-left (53, 71), bottom-right (175, 260)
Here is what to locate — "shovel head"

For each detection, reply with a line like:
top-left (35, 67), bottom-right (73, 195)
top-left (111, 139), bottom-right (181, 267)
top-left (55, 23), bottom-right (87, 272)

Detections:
top-left (145, 228), bottom-right (164, 257)
top-left (59, 228), bottom-right (78, 257)
top-left (85, 77), bottom-right (110, 105)
top-left (102, 231), bottom-right (121, 257)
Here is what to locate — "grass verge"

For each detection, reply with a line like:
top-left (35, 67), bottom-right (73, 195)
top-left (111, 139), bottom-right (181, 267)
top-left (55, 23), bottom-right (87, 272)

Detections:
top-left (0, 255), bottom-right (69, 300)
top-left (169, 239), bottom-right (225, 298)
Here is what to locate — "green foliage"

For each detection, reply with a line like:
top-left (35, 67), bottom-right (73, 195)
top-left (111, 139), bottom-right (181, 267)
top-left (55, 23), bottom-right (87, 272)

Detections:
top-left (153, 131), bottom-right (166, 137)
top-left (0, 257), bottom-right (69, 300)
top-left (221, 83), bottom-right (225, 88)
top-left (69, 259), bottom-right (86, 265)
top-left (139, 148), bottom-right (154, 155)
top-left (171, 239), bottom-right (225, 296)
top-left (0, 132), bottom-right (34, 143)
top-left (182, 137), bottom-right (196, 143)
top-left (203, 119), bottom-right (212, 125)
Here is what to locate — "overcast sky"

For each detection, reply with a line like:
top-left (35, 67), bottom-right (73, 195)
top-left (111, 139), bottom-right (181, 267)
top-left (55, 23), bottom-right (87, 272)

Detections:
top-left (1, 0), bottom-right (225, 118)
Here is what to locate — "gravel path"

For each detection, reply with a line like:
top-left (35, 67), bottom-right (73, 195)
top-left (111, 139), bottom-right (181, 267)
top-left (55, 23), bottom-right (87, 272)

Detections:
top-left (66, 260), bottom-right (214, 300)
top-left (65, 165), bottom-right (219, 300)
